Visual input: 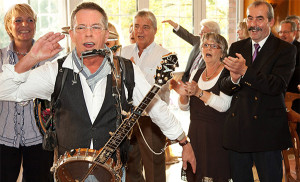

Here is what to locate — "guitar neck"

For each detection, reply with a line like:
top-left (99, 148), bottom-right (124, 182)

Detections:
top-left (95, 84), bottom-right (162, 164)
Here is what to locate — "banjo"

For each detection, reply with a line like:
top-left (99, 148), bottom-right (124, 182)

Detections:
top-left (51, 52), bottom-right (178, 182)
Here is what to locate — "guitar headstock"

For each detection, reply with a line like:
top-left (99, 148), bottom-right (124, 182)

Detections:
top-left (155, 52), bottom-right (179, 86)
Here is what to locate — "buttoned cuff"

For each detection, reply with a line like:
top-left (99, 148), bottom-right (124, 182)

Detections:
top-left (177, 132), bottom-right (186, 141)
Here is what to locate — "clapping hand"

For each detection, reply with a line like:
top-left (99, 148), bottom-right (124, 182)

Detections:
top-left (223, 53), bottom-right (248, 83)
top-left (170, 79), bottom-right (188, 96)
top-left (185, 81), bottom-right (199, 96)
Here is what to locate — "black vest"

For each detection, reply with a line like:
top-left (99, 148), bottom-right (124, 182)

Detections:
top-left (54, 69), bottom-right (131, 160)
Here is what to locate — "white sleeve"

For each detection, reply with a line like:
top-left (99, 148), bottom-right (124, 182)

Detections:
top-left (0, 61), bottom-right (58, 102)
top-left (178, 97), bottom-right (190, 111)
top-left (131, 64), bottom-right (184, 140)
top-left (205, 91), bottom-right (232, 112)
top-left (174, 25), bottom-right (180, 31)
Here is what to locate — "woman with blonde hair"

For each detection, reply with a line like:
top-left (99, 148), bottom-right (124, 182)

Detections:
top-left (0, 4), bottom-right (54, 181)
top-left (237, 21), bottom-right (249, 40)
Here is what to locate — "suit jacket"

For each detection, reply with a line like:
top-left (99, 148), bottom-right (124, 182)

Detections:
top-left (221, 34), bottom-right (296, 152)
top-left (288, 40), bottom-right (300, 93)
top-left (293, 39), bottom-right (300, 66)
top-left (173, 26), bottom-right (204, 82)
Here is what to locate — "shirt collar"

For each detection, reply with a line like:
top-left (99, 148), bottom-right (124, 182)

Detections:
top-left (7, 41), bottom-right (15, 54)
top-left (251, 33), bottom-right (270, 49)
top-left (134, 41), bottom-right (156, 54)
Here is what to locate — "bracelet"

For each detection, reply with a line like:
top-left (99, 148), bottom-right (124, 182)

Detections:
top-left (179, 137), bottom-right (190, 147)
top-left (198, 89), bottom-right (204, 98)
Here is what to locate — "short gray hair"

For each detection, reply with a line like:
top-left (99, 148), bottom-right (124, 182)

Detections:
top-left (286, 15), bottom-right (300, 23)
top-left (134, 9), bottom-right (157, 29)
top-left (200, 32), bottom-right (228, 60)
top-left (280, 20), bottom-right (297, 32)
top-left (70, 2), bottom-right (108, 29)
top-left (200, 19), bottom-right (221, 34)
top-left (248, 0), bottom-right (274, 21)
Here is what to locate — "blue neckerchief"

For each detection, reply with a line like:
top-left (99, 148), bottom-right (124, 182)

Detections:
top-left (71, 47), bottom-right (112, 91)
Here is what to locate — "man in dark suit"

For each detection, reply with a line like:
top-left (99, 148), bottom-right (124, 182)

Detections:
top-left (220, 1), bottom-right (296, 181)
top-left (162, 19), bottom-right (220, 82)
top-left (286, 15), bottom-right (300, 42)
top-left (278, 20), bottom-right (300, 93)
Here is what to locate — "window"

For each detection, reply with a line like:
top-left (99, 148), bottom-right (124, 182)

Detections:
top-left (85, 0), bottom-right (137, 46)
top-left (1, 0), bottom-right (240, 62)
top-left (206, 0), bottom-right (238, 45)
top-left (85, 0), bottom-right (193, 71)
top-left (150, 0), bottom-right (193, 71)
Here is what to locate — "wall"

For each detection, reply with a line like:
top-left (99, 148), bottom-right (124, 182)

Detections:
top-left (243, 0), bottom-right (300, 35)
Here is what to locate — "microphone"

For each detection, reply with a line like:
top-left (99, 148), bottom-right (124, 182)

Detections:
top-left (80, 49), bottom-right (110, 58)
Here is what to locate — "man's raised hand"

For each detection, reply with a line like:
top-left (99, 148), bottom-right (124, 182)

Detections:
top-left (29, 32), bottom-right (65, 62)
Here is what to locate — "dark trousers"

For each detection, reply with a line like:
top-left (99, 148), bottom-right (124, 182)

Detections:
top-left (126, 116), bottom-right (166, 182)
top-left (0, 144), bottom-right (54, 182)
top-left (229, 150), bottom-right (283, 182)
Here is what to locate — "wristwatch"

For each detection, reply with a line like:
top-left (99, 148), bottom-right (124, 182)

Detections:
top-left (198, 89), bottom-right (203, 98)
top-left (179, 137), bottom-right (190, 147)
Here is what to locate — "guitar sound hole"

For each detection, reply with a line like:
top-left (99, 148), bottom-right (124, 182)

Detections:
top-left (57, 160), bottom-right (114, 182)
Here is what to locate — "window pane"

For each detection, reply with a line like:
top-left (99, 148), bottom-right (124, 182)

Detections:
top-left (30, 0), bottom-right (64, 37)
top-left (206, 0), bottom-right (229, 39)
top-left (150, 0), bottom-right (193, 71)
top-left (206, 0), bottom-right (237, 44)
top-left (86, 0), bottom-right (137, 46)
top-left (31, 0), bottom-right (67, 53)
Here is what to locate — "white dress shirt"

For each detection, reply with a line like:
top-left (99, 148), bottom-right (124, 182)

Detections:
top-left (121, 42), bottom-right (171, 104)
top-left (178, 68), bottom-right (232, 112)
top-left (0, 53), bottom-right (183, 140)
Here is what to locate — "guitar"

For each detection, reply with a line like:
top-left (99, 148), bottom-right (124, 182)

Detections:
top-left (52, 52), bottom-right (178, 182)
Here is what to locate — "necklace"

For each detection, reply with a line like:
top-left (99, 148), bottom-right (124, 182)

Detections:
top-left (205, 63), bottom-right (222, 81)
top-left (15, 51), bottom-right (28, 56)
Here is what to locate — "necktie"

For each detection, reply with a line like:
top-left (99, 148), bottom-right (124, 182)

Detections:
top-left (252, 43), bottom-right (260, 62)
top-left (189, 53), bottom-right (202, 74)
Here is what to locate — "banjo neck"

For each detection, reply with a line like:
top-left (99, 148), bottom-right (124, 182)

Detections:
top-left (95, 84), bottom-right (162, 164)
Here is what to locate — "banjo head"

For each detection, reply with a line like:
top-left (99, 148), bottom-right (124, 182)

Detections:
top-left (54, 148), bottom-right (119, 182)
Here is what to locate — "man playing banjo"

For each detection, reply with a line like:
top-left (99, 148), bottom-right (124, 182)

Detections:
top-left (0, 2), bottom-right (196, 181)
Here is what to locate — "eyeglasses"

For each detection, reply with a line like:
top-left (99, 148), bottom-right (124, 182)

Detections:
top-left (73, 24), bottom-right (106, 33)
top-left (202, 43), bottom-right (221, 49)
top-left (278, 31), bottom-right (292, 35)
top-left (134, 25), bottom-right (151, 31)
